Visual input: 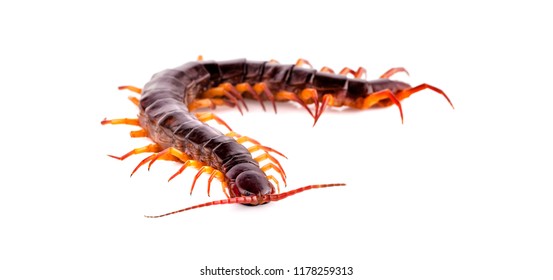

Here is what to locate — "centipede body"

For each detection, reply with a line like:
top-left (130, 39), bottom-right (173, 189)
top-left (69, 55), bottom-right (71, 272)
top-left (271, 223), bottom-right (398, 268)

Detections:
top-left (102, 57), bottom-right (453, 217)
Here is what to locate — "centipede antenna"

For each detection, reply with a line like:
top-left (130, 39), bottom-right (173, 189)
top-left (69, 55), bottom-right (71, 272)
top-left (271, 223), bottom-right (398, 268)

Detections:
top-left (144, 183), bottom-right (346, 218)
top-left (264, 183), bottom-right (346, 202)
top-left (145, 196), bottom-right (260, 218)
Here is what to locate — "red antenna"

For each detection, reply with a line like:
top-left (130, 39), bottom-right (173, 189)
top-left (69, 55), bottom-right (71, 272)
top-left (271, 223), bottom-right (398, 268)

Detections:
top-left (144, 183), bottom-right (346, 218)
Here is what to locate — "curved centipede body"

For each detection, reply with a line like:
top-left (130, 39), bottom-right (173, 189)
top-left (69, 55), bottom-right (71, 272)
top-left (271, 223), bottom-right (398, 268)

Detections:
top-left (102, 58), bottom-right (453, 217)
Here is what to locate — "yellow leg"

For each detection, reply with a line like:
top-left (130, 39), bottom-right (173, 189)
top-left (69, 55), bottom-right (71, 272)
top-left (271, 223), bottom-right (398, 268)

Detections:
top-left (195, 112), bottom-right (232, 131)
top-left (261, 162), bottom-right (287, 187)
top-left (101, 118), bottom-right (139, 126)
top-left (130, 147), bottom-right (189, 177)
top-left (108, 143), bottom-right (161, 161)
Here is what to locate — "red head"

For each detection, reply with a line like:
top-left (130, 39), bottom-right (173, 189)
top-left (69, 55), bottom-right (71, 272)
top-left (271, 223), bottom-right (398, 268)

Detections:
top-left (231, 170), bottom-right (275, 201)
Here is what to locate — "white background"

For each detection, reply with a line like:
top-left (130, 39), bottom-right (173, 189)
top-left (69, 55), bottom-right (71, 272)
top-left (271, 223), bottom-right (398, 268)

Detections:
top-left (1, 1), bottom-right (552, 279)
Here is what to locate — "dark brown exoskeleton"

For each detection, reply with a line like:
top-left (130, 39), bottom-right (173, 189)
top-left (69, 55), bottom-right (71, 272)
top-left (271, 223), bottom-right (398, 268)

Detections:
top-left (102, 58), bottom-right (453, 217)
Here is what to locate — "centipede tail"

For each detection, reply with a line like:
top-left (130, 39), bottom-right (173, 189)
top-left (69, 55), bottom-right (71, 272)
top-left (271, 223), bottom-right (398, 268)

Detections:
top-left (103, 57), bottom-right (453, 217)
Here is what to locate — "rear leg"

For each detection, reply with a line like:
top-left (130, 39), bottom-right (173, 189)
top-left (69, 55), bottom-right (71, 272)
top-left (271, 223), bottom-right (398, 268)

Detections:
top-left (349, 90), bottom-right (405, 123)
top-left (395, 84), bottom-right (454, 109)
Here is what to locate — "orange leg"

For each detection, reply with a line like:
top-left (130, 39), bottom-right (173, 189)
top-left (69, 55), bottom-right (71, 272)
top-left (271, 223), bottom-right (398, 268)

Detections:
top-left (220, 82), bottom-right (249, 111)
top-left (275, 90), bottom-right (314, 118)
top-left (266, 175), bottom-right (281, 193)
top-left (128, 96), bottom-right (140, 107)
top-left (253, 82), bottom-right (277, 113)
top-left (101, 118), bottom-right (140, 126)
top-left (191, 166), bottom-right (227, 197)
top-left (339, 67), bottom-right (367, 79)
top-left (252, 151), bottom-right (286, 179)
top-left (261, 163), bottom-right (287, 187)
top-left (130, 129), bottom-right (148, 138)
top-left (187, 98), bottom-right (233, 112)
top-left (100, 118), bottom-right (148, 138)
top-left (167, 160), bottom-right (203, 183)
top-left (166, 160), bottom-right (207, 195)
top-left (298, 88), bottom-right (319, 105)
top-left (313, 94), bottom-right (335, 126)
top-left (354, 90), bottom-right (404, 123)
top-left (195, 112), bottom-right (232, 131)
top-left (197, 55), bottom-right (204, 61)
top-left (226, 131), bottom-right (287, 159)
top-left (131, 147), bottom-right (189, 177)
top-left (203, 84), bottom-right (245, 114)
top-left (147, 148), bottom-right (189, 170)
top-left (235, 82), bottom-right (267, 111)
top-left (295, 58), bottom-right (313, 68)
top-left (207, 170), bottom-right (229, 198)
top-left (108, 143), bottom-right (161, 161)
top-left (320, 66), bottom-right (335, 73)
top-left (380, 67), bottom-right (410, 79)
top-left (395, 83), bottom-right (454, 109)
top-left (298, 88), bottom-right (321, 122)
top-left (118, 85), bottom-right (142, 94)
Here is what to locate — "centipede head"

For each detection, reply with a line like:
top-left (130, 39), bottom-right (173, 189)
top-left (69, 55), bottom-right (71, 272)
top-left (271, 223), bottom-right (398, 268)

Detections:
top-left (231, 171), bottom-right (275, 204)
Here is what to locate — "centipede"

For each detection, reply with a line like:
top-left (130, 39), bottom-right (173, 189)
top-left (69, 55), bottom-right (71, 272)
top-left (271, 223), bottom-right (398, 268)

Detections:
top-left (102, 57), bottom-right (453, 218)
